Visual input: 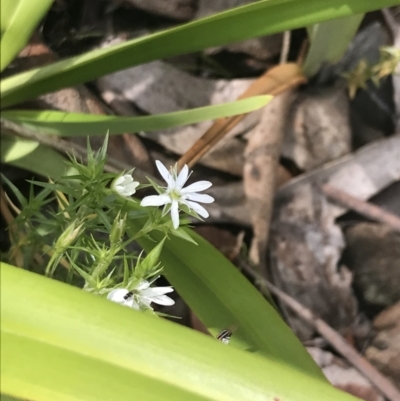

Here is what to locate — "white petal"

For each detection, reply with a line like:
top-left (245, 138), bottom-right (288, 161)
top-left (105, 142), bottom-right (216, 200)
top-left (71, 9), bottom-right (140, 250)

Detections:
top-left (176, 165), bottom-right (189, 188)
top-left (125, 181), bottom-right (139, 193)
top-left (181, 181), bottom-right (212, 193)
top-left (155, 160), bottom-right (174, 187)
top-left (147, 294), bottom-right (175, 306)
top-left (185, 193), bottom-right (214, 204)
top-left (138, 297), bottom-right (152, 308)
top-left (170, 200), bottom-right (180, 229)
top-left (117, 181), bottom-right (139, 196)
top-left (141, 287), bottom-right (175, 306)
top-left (141, 194), bottom-right (171, 207)
top-left (141, 286), bottom-right (174, 296)
top-left (107, 289), bottom-right (134, 308)
top-left (136, 280), bottom-right (150, 290)
top-left (113, 175), bottom-right (139, 196)
top-left (130, 298), bottom-right (141, 310)
top-left (186, 201), bottom-right (209, 218)
top-left (114, 175), bottom-right (129, 186)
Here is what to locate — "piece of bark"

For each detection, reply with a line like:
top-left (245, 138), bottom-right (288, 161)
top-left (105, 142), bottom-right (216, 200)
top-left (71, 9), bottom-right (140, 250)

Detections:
top-left (344, 223), bottom-right (400, 307)
top-left (204, 165), bottom-right (291, 226)
top-left (308, 348), bottom-right (384, 401)
top-left (365, 301), bottom-right (400, 389)
top-left (281, 85), bottom-right (352, 171)
top-left (368, 180), bottom-right (400, 218)
top-left (197, 0), bottom-right (282, 62)
top-left (323, 185), bottom-right (400, 232)
top-left (382, 8), bottom-right (400, 131)
top-left (277, 134), bottom-right (400, 206)
top-left (270, 182), bottom-right (358, 340)
top-left (243, 269), bottom-right (400, 401)
top-left (97, 60), bottom-right (258, 174)
top-left (269, 135), bottom-right (400, 340)
top-left (114, 0), bottom-right (196, 20)
top-left (197, 0), bottom-right (253, 15)
top-left (243, 91), bottom-right (294, 270)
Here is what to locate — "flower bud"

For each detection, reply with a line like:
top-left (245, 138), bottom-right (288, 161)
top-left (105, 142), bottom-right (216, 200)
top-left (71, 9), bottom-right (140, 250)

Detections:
top-left (110, 214), bottom-right (126, 245)
top-left (112, 174), bottom-right (139, 197)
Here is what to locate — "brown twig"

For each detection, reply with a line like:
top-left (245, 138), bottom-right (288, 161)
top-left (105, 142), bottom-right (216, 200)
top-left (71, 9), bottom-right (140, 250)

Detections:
top-left (177, 63), bottom-right (306, 170)
top-left (279, 31), bottom-right (291, 65)
top-left (323, 184), bottom-right (400, 232)
top-left (242, 264), bottom-right (400, 401)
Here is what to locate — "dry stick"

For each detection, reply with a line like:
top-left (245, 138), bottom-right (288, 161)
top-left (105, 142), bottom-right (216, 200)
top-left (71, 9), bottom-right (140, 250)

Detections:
top-left (323, 184), bottom-right (400, 232)
top-left (241, 264), bottom-right (400, 401)
top-left (279, 31), bottom-right (291, 65)
top-left (177, 63), bottom-right (306, 170)
top-left (1, 119), bottom-right (159, 185)
top-left (244, 91), bottom-right (294, 271)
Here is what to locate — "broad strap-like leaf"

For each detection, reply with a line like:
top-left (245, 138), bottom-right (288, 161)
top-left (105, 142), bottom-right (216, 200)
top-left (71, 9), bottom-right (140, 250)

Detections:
top-left (1, 263), bottom-right (360, 401)
top-left (1, 0), bottom-right (399, 107)
top-left (0, 0), bottom-right (54, 72)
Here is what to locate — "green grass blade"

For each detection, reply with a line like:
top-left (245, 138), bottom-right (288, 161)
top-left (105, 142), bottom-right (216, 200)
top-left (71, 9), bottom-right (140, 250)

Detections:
top-left (2, 0), bottom-right (399, 107)
top-left (1, 96), bottom-right (272, 136)
top-left (134, 226), bottom-right (327, 380)
top-left (1, 263), bottom-right (360, 401)
top-left (303, 14), bottom-right (364, 77)
top-left (0, 0), bottom-right (54, 72)
top-left (0, 136), bottom-right (69, 178)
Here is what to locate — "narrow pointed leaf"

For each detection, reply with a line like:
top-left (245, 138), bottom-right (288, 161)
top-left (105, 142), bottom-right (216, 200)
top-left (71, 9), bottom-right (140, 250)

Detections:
top-left (0, 136), bottom-right (70, 178)
top-left (0, 0), bottom-right (54, 71)
top-left (1, 0), bottom-right (399, 107)
top-left (1, 96), bottom-right (272, 135)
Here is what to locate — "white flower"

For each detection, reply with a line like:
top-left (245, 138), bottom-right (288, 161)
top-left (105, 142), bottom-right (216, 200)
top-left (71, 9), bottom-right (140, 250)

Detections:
top-left (140, 160), bottom-right (214, 229)
top-left (112, 174), bottom-right (139, 197)
top-left (107, 280), bottom-right (174, 311)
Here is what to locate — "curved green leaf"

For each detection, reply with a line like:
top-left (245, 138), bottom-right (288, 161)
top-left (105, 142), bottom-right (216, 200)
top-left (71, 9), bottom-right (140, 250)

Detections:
top-left (1, 263), bottom-right (359, 401)
top-left (134, 225), bottom-right (327, 379)
top-left (0, 0), bottom-right (54, 72)
top-left (303, 14), bottom-right (364, 77)
top-left (2, 0), bottom-right (399, 107)
top-left (0, 136), bottom-right (69, 178)
top-left (1, 96), bottom-right (272, 136)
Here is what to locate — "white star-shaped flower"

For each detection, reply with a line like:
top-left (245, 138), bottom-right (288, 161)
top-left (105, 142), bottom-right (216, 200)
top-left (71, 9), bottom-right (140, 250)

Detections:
top-left (140, 160), bottom-right (214, 229)
top-left (112, 174), bottom-right (139, 197)
top-left (107, 280), bottom-right (174, 311)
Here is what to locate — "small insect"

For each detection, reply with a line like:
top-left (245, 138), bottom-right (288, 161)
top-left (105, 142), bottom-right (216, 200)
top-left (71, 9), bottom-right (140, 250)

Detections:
top-left (123, 291), bottom-right (133, 300)
top-left (217, 329), bottom-right (233, 344)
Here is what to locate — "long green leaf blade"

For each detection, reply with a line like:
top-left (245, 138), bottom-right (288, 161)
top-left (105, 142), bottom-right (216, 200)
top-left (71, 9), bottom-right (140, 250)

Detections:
top-left (1, 263), bottom-right (359, 401)
top-left (2, 0), bottom-right (399, 107)
top-left (1, 96), bottom-right (272, 136)
top-left (135, 227), bottom-right (327, 379)
top-left (0, 0), bottom-right (54, 72)
top-left (0, 136), bottom-right (69, 177)
top-left (303, 14), bottom-right (364, 77)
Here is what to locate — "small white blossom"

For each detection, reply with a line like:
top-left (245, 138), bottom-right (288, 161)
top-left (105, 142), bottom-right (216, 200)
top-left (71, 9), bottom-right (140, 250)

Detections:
top-left (140, 160), bottom-right (214, 229)
top-left (107, 280), bottom-right (174, 311)
top-left (112, 174), bottom-right (139, 197)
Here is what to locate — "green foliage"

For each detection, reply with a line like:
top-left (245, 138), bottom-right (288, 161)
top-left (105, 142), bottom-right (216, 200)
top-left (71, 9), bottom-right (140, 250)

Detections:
top-left (345, 46), bottom-right (400, 98)
top-left (0, 136), bottom-right (70, 178)
top-left (303, 14), bottom-right (364, 77)
top-left (2, 263), bottom-right (360, 401)
top-left (1, 1), bottom-right (398, 400)
top-left (2, 0), bottom-right (399, 107)
top-left (1, 97), bottom-right (272, 136)
top-left (0, 0), bottom-right (54, 71)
